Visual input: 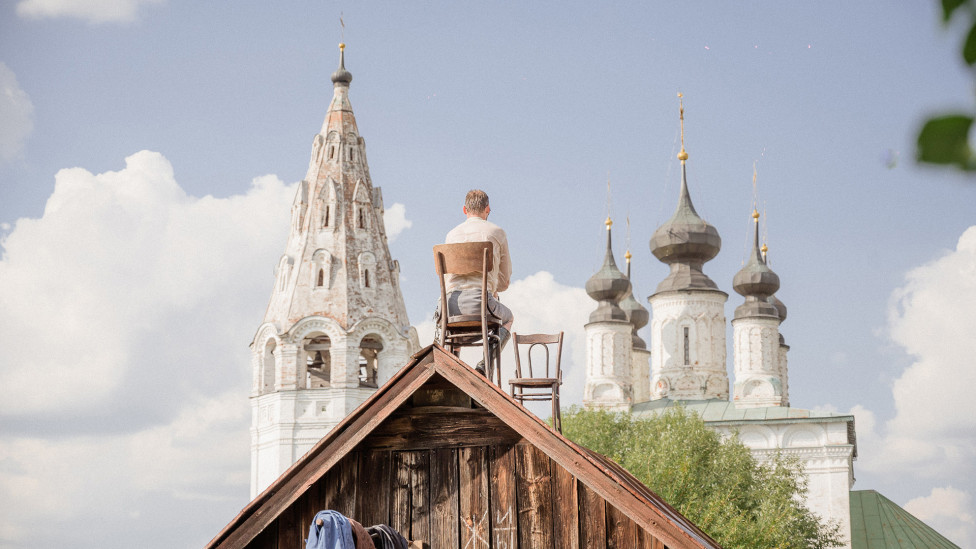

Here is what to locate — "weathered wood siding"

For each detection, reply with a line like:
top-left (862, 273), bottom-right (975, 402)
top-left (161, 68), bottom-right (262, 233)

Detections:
top-left (245, 441), bottom-right (672, 549)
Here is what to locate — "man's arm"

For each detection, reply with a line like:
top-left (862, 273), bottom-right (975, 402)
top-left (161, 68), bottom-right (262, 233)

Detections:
top-left (496, 230), bottom-right (512, 293)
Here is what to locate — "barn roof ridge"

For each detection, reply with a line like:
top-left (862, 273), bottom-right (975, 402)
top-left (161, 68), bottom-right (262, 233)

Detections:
top-left (207, 344), bottom-right (721, 549)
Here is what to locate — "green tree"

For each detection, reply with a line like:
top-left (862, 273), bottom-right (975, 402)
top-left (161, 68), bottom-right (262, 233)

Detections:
top-left (562, 406), bottom-right (842, 549)
top-left (917, 0), bottom-right (976, 172)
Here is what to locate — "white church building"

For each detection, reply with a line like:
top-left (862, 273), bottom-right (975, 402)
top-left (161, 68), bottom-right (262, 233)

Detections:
top-left (582, 101), bottom-right (856, 547)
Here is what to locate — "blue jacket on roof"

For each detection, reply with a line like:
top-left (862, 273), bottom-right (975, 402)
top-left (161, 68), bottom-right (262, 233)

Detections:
top-left (305, 510), bottom-right (355, 549)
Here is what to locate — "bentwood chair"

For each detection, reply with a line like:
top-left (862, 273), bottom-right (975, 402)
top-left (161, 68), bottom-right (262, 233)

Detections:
top-left (433, 241), bottom-right (503, 383)
top-left (509, 332), bottom-right (564, 432)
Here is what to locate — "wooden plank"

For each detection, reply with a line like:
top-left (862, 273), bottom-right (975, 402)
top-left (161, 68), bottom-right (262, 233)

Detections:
top-left (430, 447), bottom-right (459, 549)
top-left (410, 451), bottom-right (431, 543)
top-left (551, 462), bottom-right (579, 549)
top-left (489, 444), bottom-right (518, 549)
top-left (246, 521), bottom-right (277, 549)
top-left (391, 451), bottom-right (413, 538)
top-left (459, 446), bottom-right (490, 549)
top-left (636, 527), bottom-right (665, 548)
top-left (364, 407), bottom-right (521, 450)
top-left (578, 482), bottom-right (607, 549)
top-left (322, 452), bottom-right (358, 518)
top-left (355, 449), bottom-right (391, 526)
top-left (515, 443), bottom-right (554, 548)
top-left (607, 503), bottom-right (638, 549)
top-left (392, 450), bottom-right (431, 543)
top-left (275, 503), bottom-right (299, 549)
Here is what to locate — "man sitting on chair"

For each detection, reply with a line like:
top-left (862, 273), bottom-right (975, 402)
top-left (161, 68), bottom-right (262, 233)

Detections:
top-left (443, 189), bottom-right (514, 359)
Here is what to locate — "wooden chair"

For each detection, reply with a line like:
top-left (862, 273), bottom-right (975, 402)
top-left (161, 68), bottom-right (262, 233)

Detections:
top-left (433, 241), bottom-right (503, 383)
top-left (509, 332), bottom-right (564, 432)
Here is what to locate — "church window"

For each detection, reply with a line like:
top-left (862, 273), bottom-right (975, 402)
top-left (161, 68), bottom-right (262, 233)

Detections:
top-left (328, 146), bottom-right (335, 160)
top-left (364, 269), bottom-right (370, 288)
top-left (358, 336), bottom-right (383, 388)
top-left (683, 327), bottom-right (690, 365)
top-left (350, 148), bottom-right (355, 161)
top-left (317, 269), bottom-right (325, 287)
top-left (357, 207), bottom-right (365, 229)
top-left (323, 205), bottom-right (330, 227)
top-left (304, 335), bottom-right (331, 388)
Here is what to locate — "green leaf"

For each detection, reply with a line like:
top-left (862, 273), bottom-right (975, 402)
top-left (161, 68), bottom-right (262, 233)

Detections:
top-left (943, 0), bottom-right (966, 22)
top-left (917, 114), bottom-right (976, 169)
top-left (965, 23), bottom-right (976, 64)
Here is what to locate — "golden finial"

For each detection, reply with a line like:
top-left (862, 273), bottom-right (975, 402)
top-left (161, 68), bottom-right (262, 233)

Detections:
top-left (625, 250), bottom-right (632, 262)
top-left (605, 216), bottom-right (613, 229)
top-left (677, 92), bottom-right (688, 162)
top-left (761, 243), bottom-right (768, 254)
top-left (339, 43), bottom-right (346, 51)
top-left (752, 209), bottom-right (760, 221)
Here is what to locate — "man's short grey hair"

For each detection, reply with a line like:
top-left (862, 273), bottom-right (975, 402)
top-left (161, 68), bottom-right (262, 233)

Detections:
top-left (465, 189), bottom-right (490, 214)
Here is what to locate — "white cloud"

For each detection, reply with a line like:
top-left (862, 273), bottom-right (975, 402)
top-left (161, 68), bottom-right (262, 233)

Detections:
top-left (16, 0), bottom-right (162, 23)
top-left (0, 151), bottom-right (293, 547)
top-left (864, 226), bottom-right (976, 478)
top-left (0, 62), bottom-right (34, 162)
top-left (383, 202), bottom-right (412, 242)
top-left (904, 487), bottom-right (975, 547)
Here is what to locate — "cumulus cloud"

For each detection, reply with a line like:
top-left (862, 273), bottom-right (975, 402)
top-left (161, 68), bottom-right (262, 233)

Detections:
top-left (16, 0), bottom-right (162, 23)
top-left (383, 202), bottom-right (412, 242)
top-left (0, 151), bottom-right (293, 547)
top-left (852, 226), bottom-right (976, 546)
top-left (867, 226), bottom-right (976, 477)
top-left (0, 62), bottom-right (34, 162)
top-left (904, 487), bottom-right (974, 547)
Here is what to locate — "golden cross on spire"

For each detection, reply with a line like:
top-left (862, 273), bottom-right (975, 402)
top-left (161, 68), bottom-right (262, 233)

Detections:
top-left (677, 92), bottom-right (688, 162)
top-left (340, 13), bottom-right (345, 42)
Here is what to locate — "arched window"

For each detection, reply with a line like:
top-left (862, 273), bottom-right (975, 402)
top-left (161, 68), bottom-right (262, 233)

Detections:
top-left (357, 207), bottom-right (365, 229)
top-left (683, 326), bottom-right (690, 365)
top-left (304, 335), bottom-right (331, 388)
top-left (350, 148), bottom-right (355, 161)
top-left (312, 250), bottom-right (332, 290)
top-left (323, 205), bottom-right (330, 227)
top-left (328, 146), bottom-right (335, 160)
top-left (262, 339), bottom-right (276, 394)
top-left (358, 336), bottom-right (383, 388)
top-left (317, 269), bottom-right (325, 287)
top-left (358, 252), bottom-right (376, 290)
top-left (364, 269), bottom-right (370, 288)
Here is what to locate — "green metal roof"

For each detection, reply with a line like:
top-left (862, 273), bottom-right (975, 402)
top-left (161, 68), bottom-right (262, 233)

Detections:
top-left (850, 490), bottom-right (960, 548)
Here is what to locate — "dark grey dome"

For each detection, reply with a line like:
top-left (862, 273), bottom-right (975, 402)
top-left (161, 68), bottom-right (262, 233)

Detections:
top-left (650, 164), bottom-right (722, 293)
top-left (733, 216), bottom-right (780, 319)
top-left (619, 257), bottom-right (649, 349)
top-left (586, 222), bottom-right (631, 323)
top-left (331, 44), bottom-right (353, 85)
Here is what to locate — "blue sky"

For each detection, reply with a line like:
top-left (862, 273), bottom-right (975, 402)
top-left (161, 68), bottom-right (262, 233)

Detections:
top-left (1, 1), bottom-right (975, 547)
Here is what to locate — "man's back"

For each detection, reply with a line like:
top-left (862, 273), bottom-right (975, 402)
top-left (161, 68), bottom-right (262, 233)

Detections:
top-left (445, 216), bottom-right (511, 295)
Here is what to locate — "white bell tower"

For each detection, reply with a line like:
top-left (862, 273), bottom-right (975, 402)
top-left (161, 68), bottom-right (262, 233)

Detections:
top-left (249, 44), bottom-right (419, 498)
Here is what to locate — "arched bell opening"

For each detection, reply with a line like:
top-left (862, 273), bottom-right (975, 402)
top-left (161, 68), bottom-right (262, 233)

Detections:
top-left (358, 336), bottom-right (383, 388)
top-left (303, 335), bottom-right (332, 388)
top-left (261, 339), bottom-right (277, 394)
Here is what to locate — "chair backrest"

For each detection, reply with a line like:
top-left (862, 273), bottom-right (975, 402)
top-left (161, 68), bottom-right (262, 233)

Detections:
top-left (513, 332), bottom-right (564, 379)
top-left (433, 242), bottom-right (494, 342)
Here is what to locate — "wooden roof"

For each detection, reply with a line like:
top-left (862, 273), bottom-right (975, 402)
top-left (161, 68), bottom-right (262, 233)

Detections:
top-left (207, 345), bottom-right (721, 549)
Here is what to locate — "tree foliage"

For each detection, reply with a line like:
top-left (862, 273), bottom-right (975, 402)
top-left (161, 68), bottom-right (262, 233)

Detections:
top-left (917, 0), bottom-right (976, 172)
top-left (562, 406), bottom-right (843, 549)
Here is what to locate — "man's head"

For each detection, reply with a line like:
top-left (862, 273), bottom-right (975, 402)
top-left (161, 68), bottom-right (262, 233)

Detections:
top-left (463, 189), bottom-right (490, 219)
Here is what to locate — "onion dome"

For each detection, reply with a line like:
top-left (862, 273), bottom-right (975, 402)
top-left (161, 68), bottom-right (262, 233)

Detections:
top-left (619, 251), bottom-right (649, 348)
top-left (331, 43), bottom-right (353, 85)
top-left (761, 244), bottom-right (788, 322)
top-left (649, 97), bottom-right (722, 294)
top-left (733, 211), bottom-right (780, 319)
top-left (586, 218), bottom-right (631, 323)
